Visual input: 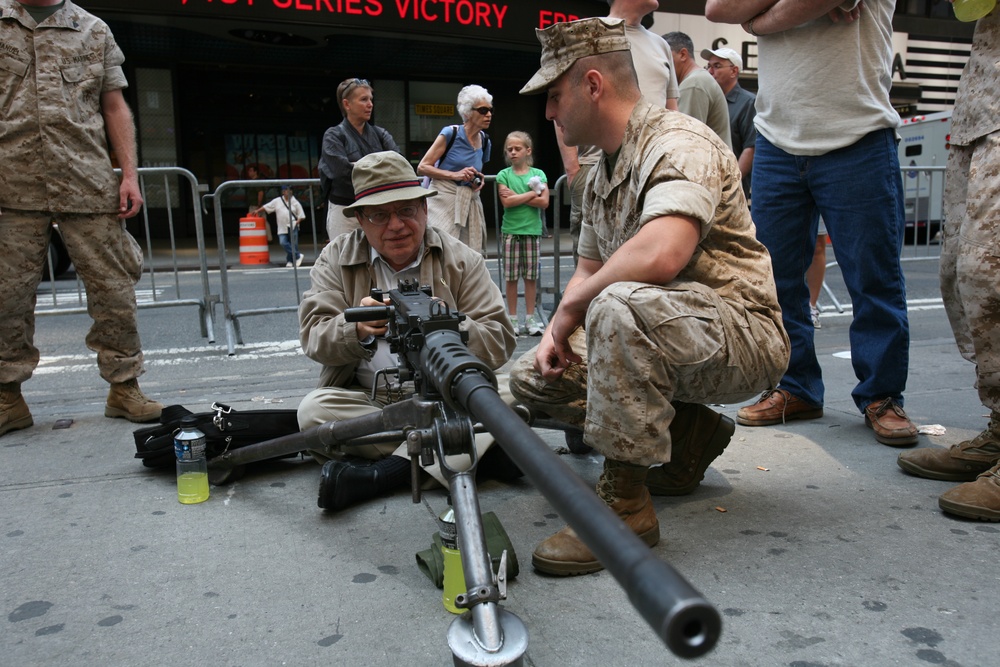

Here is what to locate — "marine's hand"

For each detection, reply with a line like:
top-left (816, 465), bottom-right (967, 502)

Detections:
top-left (534, 310), bottom-right (582, 382)
top-left (118, 178), bottom-right (143, 219)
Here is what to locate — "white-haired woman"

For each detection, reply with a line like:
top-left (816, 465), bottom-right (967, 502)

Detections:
top-left (417, 84), bottom-right (493, 254)
top-left (319, 78), bottom-right (402, 240)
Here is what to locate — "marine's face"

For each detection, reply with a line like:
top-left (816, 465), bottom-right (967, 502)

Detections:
top-left (545, 70), bottom-right (589, 147)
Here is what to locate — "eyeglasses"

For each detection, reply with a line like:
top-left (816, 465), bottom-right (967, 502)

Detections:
top-left (472, 106), bottom-right (493, 115)
top-left (706, 63), bottom-right (736, 71)
top-left (361, 204), bottom-right (420, 226)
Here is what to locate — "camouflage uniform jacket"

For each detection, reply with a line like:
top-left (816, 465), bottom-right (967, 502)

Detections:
top-left (299, 225), bottom-right (516, 389)
top-left (577, 100), bottom-right (783, 335)
top-left (951, 13), bottom-right (999, 145)
top-left (0, 0), bottom-right (127, 213)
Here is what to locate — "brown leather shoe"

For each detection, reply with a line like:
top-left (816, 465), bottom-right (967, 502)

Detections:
top-left (532, 459), bottom-right (659, 576)
top-left (938, 463), bottom-right (1000, 522)
top-left (864, 397), bottom-right (918, 447)
top-left (897, 427), bottom-right (1000, 481)
top-left (736, 389), bottom-right (823, 427)
top-left (647, 402), bottom-right (736, 496)
top-left (0, 383), bottom-right (33, 437)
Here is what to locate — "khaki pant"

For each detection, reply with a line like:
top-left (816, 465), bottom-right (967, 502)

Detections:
top-left (326, 203), bottom-right (361, 241)
top-left (510, 281), bottom-right (788, 465)
top-left (0, 208), bottom-right (144, 384)
top-left (297, 374), bottom-right (516, 487)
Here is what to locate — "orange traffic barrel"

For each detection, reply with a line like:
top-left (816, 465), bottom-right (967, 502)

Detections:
top-left (239, 216), bottom-right (270, 265)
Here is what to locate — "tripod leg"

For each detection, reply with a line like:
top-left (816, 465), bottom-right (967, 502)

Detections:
top-left (447, 470), bottom-right (528, 666)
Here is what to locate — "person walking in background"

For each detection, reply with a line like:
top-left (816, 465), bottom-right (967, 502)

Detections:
top-left (702, 46), bottom-right (756, 199)
top-left (0, 0), bottom-right (163, 434)
top-left (497, 132), bottom-right (549, 337)
top-left (417, 85), bottom-right (493, 255)
top-left (897, 9), bottom-right (1000, 521)
top-left (319, 78), bottom-right (402, 241)
top-left (706, 0), bottom-right (919, 448)
top-left (254, 185), bottom-right (305, 268)
top-left (556, 0), bottom-right (679, 262)
top-left (664, 32), bottom-right (732, 150)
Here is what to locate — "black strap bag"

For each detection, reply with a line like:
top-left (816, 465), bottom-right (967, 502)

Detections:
top-left (133, 403), bottom-right (300, 479)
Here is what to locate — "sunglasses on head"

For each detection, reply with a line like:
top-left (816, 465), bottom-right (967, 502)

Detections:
top-left (343, 78), bottom-right (370, 94)
top-left (472, 106), bottom-right (493, 115)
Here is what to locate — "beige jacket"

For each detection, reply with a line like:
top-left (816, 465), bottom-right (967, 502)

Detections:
top-left (299, 226), bottom-right (516, 389)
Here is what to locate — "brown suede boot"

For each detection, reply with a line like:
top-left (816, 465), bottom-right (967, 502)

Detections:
top-left (105, 379), bottom-right (163, 423)
top-left (646, 402), bottom-right (736, 496)
top-left (532, 459), bottom-right (660, 576)
top-left (938, 462), bottom-right (1000, 522)
top-left (0, 383), bottom-right (33, 437)
top-left (897, 413), bottom-right (1000, 481)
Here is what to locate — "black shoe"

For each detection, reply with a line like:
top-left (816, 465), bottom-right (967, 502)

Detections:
top-left (317, 459), bottom-right (381, 511)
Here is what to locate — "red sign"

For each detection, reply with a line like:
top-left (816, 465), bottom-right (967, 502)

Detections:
top-left (87, 0), bottom-right (598, 46)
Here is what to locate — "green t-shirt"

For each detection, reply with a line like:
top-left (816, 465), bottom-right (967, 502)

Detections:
top-left (497, 166), bottom-right (547, 235)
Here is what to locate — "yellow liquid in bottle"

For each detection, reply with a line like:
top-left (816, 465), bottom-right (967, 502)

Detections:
top-left (953, 0), bottom-right (996, 21)
top-left (177, 471), bottom-right (210, 504)
top-left (441, 546), bottom-right (465, 614)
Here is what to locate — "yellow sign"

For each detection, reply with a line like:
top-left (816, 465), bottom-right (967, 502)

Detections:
top-left (415, 104), bottom-right (455, 117)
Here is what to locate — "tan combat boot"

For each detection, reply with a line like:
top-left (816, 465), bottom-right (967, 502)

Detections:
top-left (0, 382), bottom-right (33, 437)
top-left (532, 459), bottom-right (660, 576)
top-left (897, 412), bottom-right (1000, 482)
top-left (105, 379), bottom-right (163, 423)
top-left (938, 462), bottom-right (1000, 522)
top-left (646, 402), bottom-right (736, 496)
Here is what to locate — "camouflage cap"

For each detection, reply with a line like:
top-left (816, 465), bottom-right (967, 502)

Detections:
top-left (520, 17), bottom-right (630, 95)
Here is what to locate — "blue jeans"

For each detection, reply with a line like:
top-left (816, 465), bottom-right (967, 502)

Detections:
top-left (752, 129), bottom-right (909, 412)
top-left (279, 228), bottom-right (299, 264)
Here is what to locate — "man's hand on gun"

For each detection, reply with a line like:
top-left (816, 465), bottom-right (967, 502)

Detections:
top-left (355, 295), bottom-right (391, 340)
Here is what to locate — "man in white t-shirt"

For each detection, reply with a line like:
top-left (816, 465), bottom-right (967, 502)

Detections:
top-left (706, 0), bottom-right (917, 448)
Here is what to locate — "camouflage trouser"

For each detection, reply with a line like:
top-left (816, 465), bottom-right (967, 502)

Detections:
top-left (510, 281), bottom-right (789, 466)
top-left (940, 130), bottom-right (1000, 413)
top-left (0, 208), bottom-right (144, 385)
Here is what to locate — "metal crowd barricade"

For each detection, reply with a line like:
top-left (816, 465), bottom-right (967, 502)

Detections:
top-left (819, 165), bottom-right (946, 314)
top-left (36, 167), bottom-right (218, 343)
top-left (208, 178), bottom-right (322, 355)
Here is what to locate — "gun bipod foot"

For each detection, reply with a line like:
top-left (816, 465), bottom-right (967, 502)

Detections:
top-left (447, 607), bottom-right (528, 667)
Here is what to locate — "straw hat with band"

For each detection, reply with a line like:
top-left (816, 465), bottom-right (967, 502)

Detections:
top-left (342, 151), bottom-right (437, 218)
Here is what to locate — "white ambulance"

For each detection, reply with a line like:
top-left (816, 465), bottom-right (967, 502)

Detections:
top-left (897, 110), bottom-right (951, 244)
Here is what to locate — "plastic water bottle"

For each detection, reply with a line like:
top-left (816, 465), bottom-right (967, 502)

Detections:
top-left (439, 504), bottom-right (465, 614)
top-left (953, 0), bottom-right (995, 21)
top-left (174, 416), bottom-right (209, 504)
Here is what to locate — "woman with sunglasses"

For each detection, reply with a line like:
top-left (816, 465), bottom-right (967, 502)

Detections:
top-left (417, 85), bottom-right (493, 255)
top-left (319, 78), bottom-right (402, 240)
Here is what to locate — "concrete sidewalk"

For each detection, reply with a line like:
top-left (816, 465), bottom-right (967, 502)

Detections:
top-left (2, 299), bottom-right (995, 666)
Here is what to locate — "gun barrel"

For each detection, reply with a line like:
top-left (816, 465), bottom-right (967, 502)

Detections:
top-left (451, 371), bottom-right (721, 659)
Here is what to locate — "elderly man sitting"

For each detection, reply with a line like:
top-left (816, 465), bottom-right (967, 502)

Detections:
top-left (297, 151), bottom-right (517, 511)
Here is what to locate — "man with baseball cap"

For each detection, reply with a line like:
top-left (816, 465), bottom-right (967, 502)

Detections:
top-left (512, 18), bottom-right (788, 576)
top-left (701, 46), bottom-right (757, 198)
top-left (296, 151), bottom-right (517, 512)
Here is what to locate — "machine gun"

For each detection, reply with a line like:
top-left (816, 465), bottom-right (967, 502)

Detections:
top-left (209, 279), bottom-right (721, 665)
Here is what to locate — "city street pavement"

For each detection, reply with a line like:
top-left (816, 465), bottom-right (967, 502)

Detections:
top-left (3, 246), bottom-right (996, 667)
